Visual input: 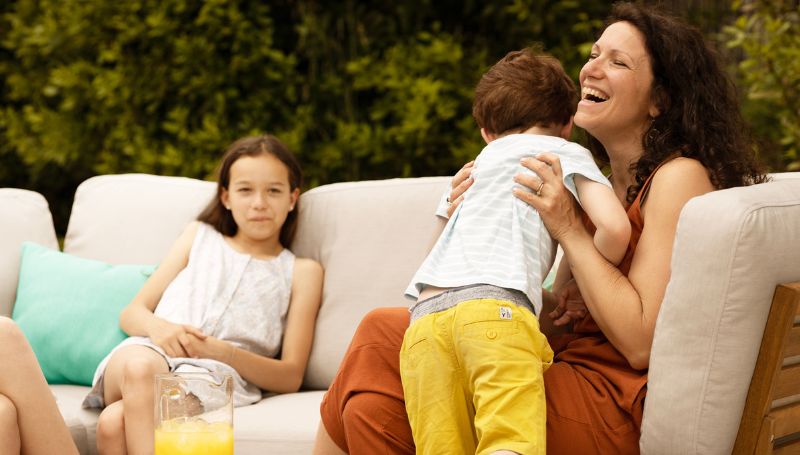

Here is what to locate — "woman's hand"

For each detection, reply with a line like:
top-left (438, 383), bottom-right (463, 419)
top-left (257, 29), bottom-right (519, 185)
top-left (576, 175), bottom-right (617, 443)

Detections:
top-left (446, 161), bottom-right (475, 217)
top-left (549, 278), bottom-right (588, 326)
top-left (513, 153), bottom-right (583, 242)
top-left (147, 318), bottom-right (207, 358)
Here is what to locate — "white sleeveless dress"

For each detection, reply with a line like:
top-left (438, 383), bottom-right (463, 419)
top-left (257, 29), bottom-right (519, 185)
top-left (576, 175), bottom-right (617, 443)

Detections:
top-left (83, 222), bottom-right (295, 408)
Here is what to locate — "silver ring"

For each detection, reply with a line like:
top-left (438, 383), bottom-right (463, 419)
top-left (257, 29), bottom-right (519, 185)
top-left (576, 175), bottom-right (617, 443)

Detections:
top-left (535, 181), bottom-right (544, 196)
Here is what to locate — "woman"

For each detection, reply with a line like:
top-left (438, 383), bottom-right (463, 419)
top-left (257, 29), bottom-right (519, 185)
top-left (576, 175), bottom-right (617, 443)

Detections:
top-left (0, 317), bottom-right (79, 455)
top-left (313, 3), bottom-right (765, 454)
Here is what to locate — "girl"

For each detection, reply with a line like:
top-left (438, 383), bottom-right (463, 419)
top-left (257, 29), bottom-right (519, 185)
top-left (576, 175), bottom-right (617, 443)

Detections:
top-left (86, 135), bottom-right (323, 455)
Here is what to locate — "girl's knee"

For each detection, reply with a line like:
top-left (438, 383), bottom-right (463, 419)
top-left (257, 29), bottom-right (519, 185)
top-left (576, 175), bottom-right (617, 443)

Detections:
top-left (121, 356), bottom-right (164, 386)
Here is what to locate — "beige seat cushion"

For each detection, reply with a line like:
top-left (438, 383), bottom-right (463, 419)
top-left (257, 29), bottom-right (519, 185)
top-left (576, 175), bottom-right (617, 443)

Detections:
top-left (641, 176), bottom-right (800, 454)
top-left (292, 177), bottom-right (450, 389)
top-left (0, 189), bottom-right (58, 317)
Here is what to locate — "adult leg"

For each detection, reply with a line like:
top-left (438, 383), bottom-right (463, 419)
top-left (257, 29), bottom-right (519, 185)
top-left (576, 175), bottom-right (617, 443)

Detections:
top-left (0, 394), bottom-right (21, 454)
top-left (0, 317), bottom-right (78, 455)
top-left (100, 345), bottom-right (168, 455)
top-left (316, 307), bottom-right (414, 455)
top-left (96, 401), bottom-right (127, 455)
top-left (544, 361), bottom-right (641, 455)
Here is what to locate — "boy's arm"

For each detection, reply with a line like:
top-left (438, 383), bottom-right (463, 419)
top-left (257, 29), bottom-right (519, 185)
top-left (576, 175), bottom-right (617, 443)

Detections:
top-left (573, 175), bottom-right (631, 265)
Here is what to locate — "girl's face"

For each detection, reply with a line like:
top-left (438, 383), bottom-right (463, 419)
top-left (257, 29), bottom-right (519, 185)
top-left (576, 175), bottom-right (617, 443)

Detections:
top-left (574, 21), bottom-right (659, 147)
top-left (221, 154), bottom-right (299, 248)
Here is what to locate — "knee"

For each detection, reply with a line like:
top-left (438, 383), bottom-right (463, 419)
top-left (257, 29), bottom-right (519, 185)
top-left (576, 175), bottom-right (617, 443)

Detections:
top-left (0, 317), bottom-right (26, 351)
top-left (121, 357), bottom-right (162, 390)
top-left (0, 394), bottom-right (18, 428)
top-left (341, 392), bottom-right (413, 452)
top-left (341, 392), bottom-right (395, 431)
top-left (95, 405), bottom-right (124, 445)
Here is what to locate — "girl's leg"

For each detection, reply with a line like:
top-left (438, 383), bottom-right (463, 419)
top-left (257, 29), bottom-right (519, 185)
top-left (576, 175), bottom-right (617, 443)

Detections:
top-left (0, 394), bottom-right (21, 454)
top-left (100, 345), bottom-right (168, 455)
top-left (0, 317), bottom-right (78, 455)
top-left (96, 401), bottom-right (127, 455)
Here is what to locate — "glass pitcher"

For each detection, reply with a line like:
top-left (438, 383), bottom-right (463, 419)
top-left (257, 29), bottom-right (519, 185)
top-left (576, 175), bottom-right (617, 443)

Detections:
top-left (154, 372), bottom-right (234, 455)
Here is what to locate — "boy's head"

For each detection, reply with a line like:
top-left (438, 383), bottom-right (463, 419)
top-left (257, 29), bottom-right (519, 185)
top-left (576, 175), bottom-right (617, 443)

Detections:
top-left (472, 48), bottom-right (577, 139)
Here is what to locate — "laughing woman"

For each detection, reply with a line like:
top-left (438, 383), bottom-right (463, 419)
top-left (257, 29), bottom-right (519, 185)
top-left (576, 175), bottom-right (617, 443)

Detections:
top-left (313, 3), bottom-right (765, 454)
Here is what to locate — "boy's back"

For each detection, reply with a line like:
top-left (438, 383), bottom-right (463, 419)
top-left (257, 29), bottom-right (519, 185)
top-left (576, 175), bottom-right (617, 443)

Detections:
top-left (405, 133), bottom-right (609, 315)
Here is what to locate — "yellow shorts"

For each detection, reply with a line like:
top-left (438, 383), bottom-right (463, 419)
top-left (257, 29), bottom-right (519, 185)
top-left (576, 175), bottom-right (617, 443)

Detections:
top-left (400, 298), bottom-right (553, 455)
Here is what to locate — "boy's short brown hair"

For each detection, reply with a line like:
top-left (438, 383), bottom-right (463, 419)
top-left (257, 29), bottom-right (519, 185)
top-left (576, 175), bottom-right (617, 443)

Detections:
top-left (472, 49), bottom-right (577, 135)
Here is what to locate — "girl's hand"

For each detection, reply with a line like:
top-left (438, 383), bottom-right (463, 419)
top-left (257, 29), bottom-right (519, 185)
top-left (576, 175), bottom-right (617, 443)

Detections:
top-left (446, 161), bottom-right (475, 217)
top-left (180, 334), bottom-right (234, 364)
top-left (513, 153), bottom-right (583, 242)
top-left (148, 318), bottom-right (206, 358)
top-left (549, 278), bottom-right (588, 326)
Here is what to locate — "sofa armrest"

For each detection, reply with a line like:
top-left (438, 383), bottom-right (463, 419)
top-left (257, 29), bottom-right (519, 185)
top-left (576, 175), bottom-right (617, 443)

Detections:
top-left (0, 189), bottom-right (58, 317)
top-left (641, 175), bottom-right (800, 454)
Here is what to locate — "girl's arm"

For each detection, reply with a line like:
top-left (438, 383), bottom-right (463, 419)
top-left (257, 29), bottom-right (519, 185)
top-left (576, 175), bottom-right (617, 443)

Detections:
top-left (120, 221), bottom-right (205, 357)
top-left (574, 175), bottom-right (631, 265)
top-left (516, 155), bottom-right (714, 370)
top-left (183, 258), bottom-right (324, 393)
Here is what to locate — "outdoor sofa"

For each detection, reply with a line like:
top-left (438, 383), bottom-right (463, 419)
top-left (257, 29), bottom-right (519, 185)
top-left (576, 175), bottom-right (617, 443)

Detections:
top-left (1, 172), bottom-right (799, 454)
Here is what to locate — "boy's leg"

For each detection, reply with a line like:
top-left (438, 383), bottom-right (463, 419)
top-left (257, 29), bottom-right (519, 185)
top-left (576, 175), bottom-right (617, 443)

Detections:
top-left (454, 299), bottom-right (554, 455)
top-left (400, 309), bottom-right (476, 455)
top-left (101, 345), bottom-right (168, 454)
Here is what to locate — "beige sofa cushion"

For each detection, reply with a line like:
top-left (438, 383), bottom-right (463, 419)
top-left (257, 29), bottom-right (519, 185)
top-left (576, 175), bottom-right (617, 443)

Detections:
top-left (64, 174), bottom-right (215, 264)
top-left (292, 177), bottom-right (450, 389)
top-left (0, 189), bottom-right (58, 317)
top-left (640, 175), bottom-right (800, 454)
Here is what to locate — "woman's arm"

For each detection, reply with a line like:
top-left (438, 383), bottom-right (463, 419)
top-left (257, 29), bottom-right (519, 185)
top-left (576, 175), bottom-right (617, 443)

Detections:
top-left (516, 155), bottom-right (713, 370)
top-left (183, 258), bottom-right (324, 393)
top-left (120, 221), bottom-right (205, 357)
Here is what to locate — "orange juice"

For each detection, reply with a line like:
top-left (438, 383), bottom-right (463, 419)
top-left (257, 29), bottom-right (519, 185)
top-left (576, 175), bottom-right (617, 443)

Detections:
top-left (154, 419), bottom-right (233, 455)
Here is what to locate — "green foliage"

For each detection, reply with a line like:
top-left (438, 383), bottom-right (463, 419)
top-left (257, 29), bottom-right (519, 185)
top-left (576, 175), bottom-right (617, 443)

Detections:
top-left (723, 0), bottom-right (800, 171)
top-left (1, 0), bottom-right (610, 233)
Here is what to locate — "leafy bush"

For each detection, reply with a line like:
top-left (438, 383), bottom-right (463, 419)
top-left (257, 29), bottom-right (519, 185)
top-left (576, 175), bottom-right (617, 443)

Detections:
top-left (724, 0), bottom-right (800, 171)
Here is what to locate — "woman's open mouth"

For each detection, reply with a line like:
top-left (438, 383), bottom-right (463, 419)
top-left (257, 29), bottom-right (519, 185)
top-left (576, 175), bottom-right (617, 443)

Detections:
top-left (582, 87), bottom-right (609, 103)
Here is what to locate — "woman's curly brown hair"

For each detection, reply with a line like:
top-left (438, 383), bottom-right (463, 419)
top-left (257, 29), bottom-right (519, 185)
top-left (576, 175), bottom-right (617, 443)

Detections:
top-left (589, 2), bottom-right (767, 203)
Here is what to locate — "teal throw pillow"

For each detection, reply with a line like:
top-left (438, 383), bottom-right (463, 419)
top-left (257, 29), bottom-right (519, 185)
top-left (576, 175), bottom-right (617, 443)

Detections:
top-left (11, 242), bottom-right (155, 385)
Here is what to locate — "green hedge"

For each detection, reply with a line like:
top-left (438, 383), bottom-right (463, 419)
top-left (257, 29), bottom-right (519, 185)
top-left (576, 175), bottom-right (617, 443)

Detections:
top-left (0, 1), bottom-right (794, 233)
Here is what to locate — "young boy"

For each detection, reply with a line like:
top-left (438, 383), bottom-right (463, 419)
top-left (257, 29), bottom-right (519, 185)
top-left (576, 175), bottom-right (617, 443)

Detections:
top-left (401, 49), bottom-right (630, 454)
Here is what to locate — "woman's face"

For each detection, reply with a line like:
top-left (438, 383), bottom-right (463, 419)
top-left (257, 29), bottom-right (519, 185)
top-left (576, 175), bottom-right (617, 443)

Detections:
top-left (574, 21), bottom-right (659, 147)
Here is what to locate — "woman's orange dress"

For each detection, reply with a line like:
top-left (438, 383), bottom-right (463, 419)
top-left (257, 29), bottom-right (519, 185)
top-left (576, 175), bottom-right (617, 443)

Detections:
top-left (320, 178), bottom-right (652, 454)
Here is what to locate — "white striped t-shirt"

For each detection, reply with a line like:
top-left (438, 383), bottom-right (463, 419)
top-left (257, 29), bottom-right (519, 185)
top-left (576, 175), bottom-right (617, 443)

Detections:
top-left (404, 134), bottom-right (610, 315)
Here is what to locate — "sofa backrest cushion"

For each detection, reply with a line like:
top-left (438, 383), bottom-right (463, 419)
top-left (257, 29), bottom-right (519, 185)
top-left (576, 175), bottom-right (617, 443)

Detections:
top-left (292, 177), bottom-right (450, 389)
top-left (0, 189), bottom-right (59, 317)
top-left (64, 174), bottom-right (215, 264)
top-left (640, 175), bottom-right (800, 454)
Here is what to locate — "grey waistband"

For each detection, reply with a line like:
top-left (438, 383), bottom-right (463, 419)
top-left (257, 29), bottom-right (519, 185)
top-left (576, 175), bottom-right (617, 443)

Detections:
top-left (409, 284), bottom-right (534, 324)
